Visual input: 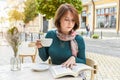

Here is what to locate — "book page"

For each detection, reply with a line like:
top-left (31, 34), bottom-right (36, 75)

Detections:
top-left (72, 63), bottom-right (93, 74)
top-left (52, 65), bottom-right (73, 75)
top-left (50, 65), bottom-right (75, 78)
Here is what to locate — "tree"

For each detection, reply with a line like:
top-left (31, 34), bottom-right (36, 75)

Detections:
top-left (36, 0), bottom-right (83, 19)
top-left (0, 16), bottom-right (6, 26)
top-left (23, 0), bottom-right (38, 24)
top-left (8, 9), bottom-right (24, 21)
top-left (8, 9), bottom-right (24, 26)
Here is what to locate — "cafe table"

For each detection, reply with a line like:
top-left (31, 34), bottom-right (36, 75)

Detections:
top-left (0, 63), bottom-right (82, 80)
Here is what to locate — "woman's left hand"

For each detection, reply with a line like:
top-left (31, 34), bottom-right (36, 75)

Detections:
top-left (62, 56), bottom-right (76, 69)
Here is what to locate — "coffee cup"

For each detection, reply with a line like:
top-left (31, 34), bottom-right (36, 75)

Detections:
top-left (40, 38), bottom-right (53, 47)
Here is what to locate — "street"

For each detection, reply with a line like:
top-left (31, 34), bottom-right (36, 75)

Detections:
top-left (85, 38), bottom-right (120, 57)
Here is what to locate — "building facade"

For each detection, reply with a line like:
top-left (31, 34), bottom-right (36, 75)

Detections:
top-left (81, 0), bottom-right (119, 33)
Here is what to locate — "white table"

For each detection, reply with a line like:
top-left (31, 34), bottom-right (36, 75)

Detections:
top-left (0, 63), bottom-right (82, 80)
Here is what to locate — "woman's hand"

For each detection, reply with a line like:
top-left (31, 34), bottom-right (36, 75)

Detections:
top-left (35, 40), bottom-right (43, 48)
top-left (62, 56), bottom-right (76, 69)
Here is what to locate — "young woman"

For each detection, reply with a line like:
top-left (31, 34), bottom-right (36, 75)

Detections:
top-left (36, 3), bottom-right (86, 69)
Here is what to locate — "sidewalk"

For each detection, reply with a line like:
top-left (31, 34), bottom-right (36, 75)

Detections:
top-left (0, 40), bottom-right (120, 80)
top-left (86, 52), bottom-right (120, 80)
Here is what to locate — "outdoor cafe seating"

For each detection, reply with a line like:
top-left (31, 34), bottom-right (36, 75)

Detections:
top-left (17, 37), bottom-right (97, 80)
top-left (18, 41), bottom-right (37, 63)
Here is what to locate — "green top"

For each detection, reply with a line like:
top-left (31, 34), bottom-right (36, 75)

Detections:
top-left (38, 30), bottom-right (86, 65)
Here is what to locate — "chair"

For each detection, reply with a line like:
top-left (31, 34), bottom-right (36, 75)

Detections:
top-left (18, 41), bottom-right (37, 63)
top-left (86, 58), bottom-right (97, 80)
top-left (48, 57), bottom-right (97, 80)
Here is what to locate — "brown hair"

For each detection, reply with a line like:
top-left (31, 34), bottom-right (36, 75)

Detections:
top-left (54, 3), bottom-right (79, 31)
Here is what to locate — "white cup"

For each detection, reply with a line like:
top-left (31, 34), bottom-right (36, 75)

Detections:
top-left (40, 38), bottom-right (53, 47)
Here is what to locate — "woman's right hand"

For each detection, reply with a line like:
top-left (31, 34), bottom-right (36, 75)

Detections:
top-left (35, 40), bottom-right (43, 48)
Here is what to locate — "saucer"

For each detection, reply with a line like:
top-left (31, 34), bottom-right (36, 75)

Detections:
top-left (31, 63), bottom-right (49, 72)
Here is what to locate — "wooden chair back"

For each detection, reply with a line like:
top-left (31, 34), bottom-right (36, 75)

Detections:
top-left (18, 41), bottom-right (37, 63)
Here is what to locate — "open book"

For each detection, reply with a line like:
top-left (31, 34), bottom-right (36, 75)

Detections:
top-left (50, 63), bottom-right (93, 79)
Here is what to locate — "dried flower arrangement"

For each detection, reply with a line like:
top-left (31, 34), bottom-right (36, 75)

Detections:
top-left (5, 26), bottom-right (21, 57)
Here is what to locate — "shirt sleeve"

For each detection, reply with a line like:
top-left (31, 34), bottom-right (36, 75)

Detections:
top-left (38, 47), bottom-right (49, 61)
top-left (38, 30), bottom-right (54, 61)
top-left (75, 35), bottom-right (86, 64)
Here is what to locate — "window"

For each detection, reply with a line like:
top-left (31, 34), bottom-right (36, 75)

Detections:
top-left (113, 7), bottom-right (116, 13)
top-left (110, 7), bottom-right (113, 13)
top-left (105, 8), bottom-right (109, 14)
top-left (101, 8), bottom-right (104, 14)
top-left (82, 11), bottom-right (87, 16)
top-left (97, 9), bottom-right (101, 15)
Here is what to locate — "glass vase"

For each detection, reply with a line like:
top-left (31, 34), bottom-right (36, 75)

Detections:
top-left (10, 56), bottom-right (21, 71)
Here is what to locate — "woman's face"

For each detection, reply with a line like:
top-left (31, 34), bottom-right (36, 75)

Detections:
top-left (60, 11), bottom-right (75, 34)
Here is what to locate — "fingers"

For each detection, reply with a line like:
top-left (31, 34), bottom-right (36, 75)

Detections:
top-left (70, 63), bottom-right (76, 69)
top-left (62, 61), bottom-right (76, 69)
top-left (62, 56), bottom-right (76, 69)
top-left (36, 40), bottom-right (43, 48)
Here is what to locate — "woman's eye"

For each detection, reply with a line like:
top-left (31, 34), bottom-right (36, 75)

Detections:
top-left (72, 20), bottom-right (75, 22)
top-left (65, 19), bottom-right (69, 21)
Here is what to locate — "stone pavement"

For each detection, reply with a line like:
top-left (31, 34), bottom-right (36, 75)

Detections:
top-left (0, 39), bottom-right (120, 80)
top-left (86, 52), bottom-right (120, 80)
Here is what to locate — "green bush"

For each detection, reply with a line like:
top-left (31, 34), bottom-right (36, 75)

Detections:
top-left (92, 34), bottom-right (99, 39)
top-left (80, 31), bottom-right (84, 36)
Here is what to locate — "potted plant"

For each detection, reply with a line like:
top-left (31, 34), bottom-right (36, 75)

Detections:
top-left (5, 26), bottom-right (21, 71)
top-left (92, 34), bottom-right (99, 39)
